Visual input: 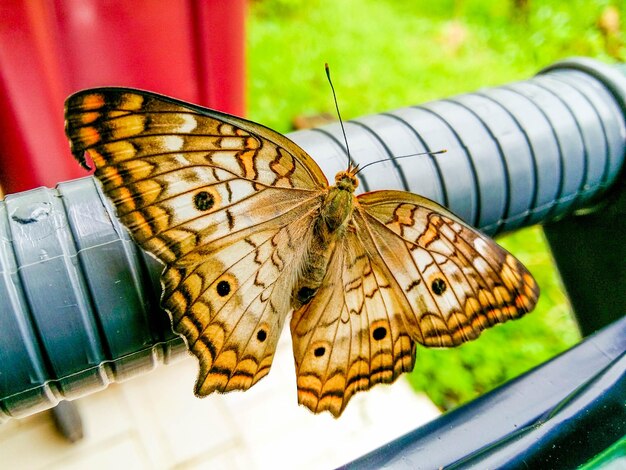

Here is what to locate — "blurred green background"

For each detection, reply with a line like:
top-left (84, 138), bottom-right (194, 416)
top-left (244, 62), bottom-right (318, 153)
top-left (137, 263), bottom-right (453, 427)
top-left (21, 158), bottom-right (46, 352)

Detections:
top-left (247, 0), bottom-right (624, 410)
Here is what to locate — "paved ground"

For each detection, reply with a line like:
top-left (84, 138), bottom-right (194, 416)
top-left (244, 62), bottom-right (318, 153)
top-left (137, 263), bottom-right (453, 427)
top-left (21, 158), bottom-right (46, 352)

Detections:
top-left (0, 332), bottom-right (440, 469)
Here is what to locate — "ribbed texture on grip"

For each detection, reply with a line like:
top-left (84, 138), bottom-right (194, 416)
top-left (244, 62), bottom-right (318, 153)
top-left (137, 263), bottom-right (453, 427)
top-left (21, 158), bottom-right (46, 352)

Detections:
top-left (1, 58), bottom-right (625, 420)
top-left (290, 61), bottom-right (625, 236)
top-left (0, 178), bottom-right (186, 420)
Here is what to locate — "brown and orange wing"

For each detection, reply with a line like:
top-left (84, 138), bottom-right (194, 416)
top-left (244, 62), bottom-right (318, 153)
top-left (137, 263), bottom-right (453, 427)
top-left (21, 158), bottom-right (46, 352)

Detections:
top-left (65, 88), bottom-right (327, 395)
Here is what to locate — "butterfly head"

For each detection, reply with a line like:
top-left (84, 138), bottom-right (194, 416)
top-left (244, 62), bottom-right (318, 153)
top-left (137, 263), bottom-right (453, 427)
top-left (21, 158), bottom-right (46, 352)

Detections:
top-left (334, 166), bottom-right (359, 193)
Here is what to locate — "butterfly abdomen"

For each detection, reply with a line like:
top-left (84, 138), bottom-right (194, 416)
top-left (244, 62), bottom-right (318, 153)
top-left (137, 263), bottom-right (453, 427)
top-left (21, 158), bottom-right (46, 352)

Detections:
top-left (291, 185), bottom-right (355, 310)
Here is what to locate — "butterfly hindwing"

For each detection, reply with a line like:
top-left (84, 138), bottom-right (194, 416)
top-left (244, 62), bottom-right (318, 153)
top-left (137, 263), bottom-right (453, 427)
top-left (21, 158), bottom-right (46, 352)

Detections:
top-left (291, 229), bottom-right (416, 417)
top-left (163, 216), bottom-right (317, 394)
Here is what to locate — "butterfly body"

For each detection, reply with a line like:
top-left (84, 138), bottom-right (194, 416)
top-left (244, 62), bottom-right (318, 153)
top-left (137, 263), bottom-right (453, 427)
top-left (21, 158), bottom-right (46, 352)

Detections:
top-left (292, 170), bottom-right (358, 310)
top-left (64, 88), bottom-right (539, 417)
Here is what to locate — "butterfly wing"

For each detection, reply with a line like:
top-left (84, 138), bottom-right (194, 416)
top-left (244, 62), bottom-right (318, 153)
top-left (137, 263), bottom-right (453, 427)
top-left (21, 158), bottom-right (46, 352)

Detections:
top-left (290, 228), bottom-right (417, 417)
top-left (291, 189), bottom-right (539, 417)
top-left (163, 216), bottom-right (317, 394)
top-left (355, 190), bottom-right (539, 347)
top-left (65, 88), bottom-right (327, 393)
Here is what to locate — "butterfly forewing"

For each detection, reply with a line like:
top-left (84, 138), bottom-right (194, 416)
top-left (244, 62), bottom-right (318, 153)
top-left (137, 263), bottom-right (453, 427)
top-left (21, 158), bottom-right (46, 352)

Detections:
top-left (356, 190), bottom-right (539, 347)
top-left (65, 89), bottom-right (328, 265)
top-left (65, 88), bottom-right (328, 187)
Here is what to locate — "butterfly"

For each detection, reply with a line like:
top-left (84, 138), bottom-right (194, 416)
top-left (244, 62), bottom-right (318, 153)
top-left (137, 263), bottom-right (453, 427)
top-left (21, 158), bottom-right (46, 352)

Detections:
top-left (64, 87), bottom-right (539, 417)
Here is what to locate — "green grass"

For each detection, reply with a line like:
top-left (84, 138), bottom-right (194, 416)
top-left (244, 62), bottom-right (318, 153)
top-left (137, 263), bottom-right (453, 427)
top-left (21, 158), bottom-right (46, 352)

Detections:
top-left (247, 0), bottom-right (623, 410)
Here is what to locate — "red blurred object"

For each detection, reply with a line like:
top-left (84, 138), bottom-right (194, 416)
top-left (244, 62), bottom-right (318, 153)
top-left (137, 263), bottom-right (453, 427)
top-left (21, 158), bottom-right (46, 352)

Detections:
top-left (0, 0), bottom-right (246, 193)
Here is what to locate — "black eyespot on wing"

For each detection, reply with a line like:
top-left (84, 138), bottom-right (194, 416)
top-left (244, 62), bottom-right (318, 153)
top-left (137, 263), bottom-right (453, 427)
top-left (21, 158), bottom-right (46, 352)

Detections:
top-left (314, 347), bottom-right (325, 357)
top-left (257, 329), bottom-right (267, 342)
top-left (431, 278), bottom-right (447, 295)
top-left (372, 327), bottom-right (387, 340)
top-left (216, 280), bottom-right (231, 297)
top-left (194, 191), bottom-right (214, 211)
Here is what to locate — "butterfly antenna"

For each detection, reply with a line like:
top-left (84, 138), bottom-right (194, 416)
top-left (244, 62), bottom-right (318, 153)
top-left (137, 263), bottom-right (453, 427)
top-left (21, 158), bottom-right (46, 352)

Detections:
top-left (354, 149), bottom-right (447, 176)
top-left (325, 63), bottom-right (354, 169)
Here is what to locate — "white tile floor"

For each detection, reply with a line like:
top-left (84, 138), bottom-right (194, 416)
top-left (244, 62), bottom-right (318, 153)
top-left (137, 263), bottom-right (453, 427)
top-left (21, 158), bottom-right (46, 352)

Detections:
top-left (0, 332), bottom-right (440, 469)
